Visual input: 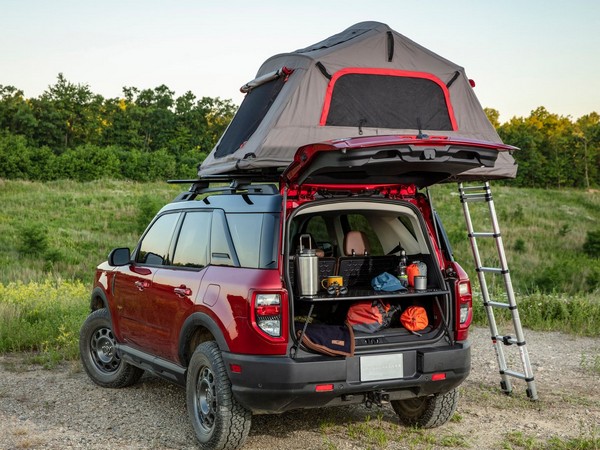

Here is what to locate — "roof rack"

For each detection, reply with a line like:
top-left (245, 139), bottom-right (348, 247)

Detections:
top-left (168, 174), bottom-right (280, 202)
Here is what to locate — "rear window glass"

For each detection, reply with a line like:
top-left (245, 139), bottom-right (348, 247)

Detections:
top-left (226, 213), bottom-right (279, 269)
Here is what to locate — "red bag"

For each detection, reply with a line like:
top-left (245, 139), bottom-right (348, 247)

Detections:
top-left (347, 300), bottom-right (400, 333)
top-left (400, 306), bottom-right (429, 333)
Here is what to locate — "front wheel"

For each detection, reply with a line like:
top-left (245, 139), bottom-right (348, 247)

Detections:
top-left (79, 308), bottom-right (143, 388)
top-left (186, 341), bottom-right (251, 450)
top-left (391, 388), bottom-right (459, 428)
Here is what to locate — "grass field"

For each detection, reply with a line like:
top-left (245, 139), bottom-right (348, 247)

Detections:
top-left (0, 179), bottom-right (598, 363)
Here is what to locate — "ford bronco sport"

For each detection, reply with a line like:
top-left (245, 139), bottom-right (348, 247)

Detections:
top-left (79, 135), bottom-right (512, 449)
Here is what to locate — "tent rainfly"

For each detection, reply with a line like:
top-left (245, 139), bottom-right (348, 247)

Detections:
top-left (199, 21), bottom-right (517, 181)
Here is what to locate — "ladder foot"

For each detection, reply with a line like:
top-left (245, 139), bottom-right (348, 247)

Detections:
top-left (526, 388), bottom-right (538, 401)
top-left (500, 380), bottom-right (512, 395)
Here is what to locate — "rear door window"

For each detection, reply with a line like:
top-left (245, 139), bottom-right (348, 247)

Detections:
top-left (172, 211), bottom-right (212, 269)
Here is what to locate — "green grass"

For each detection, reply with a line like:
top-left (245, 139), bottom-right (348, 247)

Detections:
top-left (0, 179), bottom-right (181, 284)
top-left (0, 278), bottom-right (88, 366)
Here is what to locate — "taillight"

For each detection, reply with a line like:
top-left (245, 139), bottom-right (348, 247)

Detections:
top-left (253, 293), bottom-right (282, 338)
top-left (455, 280), bottom-right (473, 341)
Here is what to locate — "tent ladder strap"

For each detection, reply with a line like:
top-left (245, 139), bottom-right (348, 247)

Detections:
top-left (458, 181), bottom-right (538, 400)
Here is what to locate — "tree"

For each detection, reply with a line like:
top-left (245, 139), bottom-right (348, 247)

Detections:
top-left (484, 107), bottom-right (501, 129)
top-left (574, 113), bottom-right (600, 189)
top-left (31, 74), bottom-right (104, 150)
top-left (0, 85), bottom-right (37, 137)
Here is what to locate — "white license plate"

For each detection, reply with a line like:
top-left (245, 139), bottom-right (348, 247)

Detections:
top-left (360, 353), bottom-right (404, 382)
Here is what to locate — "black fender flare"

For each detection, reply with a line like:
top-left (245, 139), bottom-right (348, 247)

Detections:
top-left (179, 312), bottom-right (230, 366)
top-left (90, 286), bottom-right (108, 311)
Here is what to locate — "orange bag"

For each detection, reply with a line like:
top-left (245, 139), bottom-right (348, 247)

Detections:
top-left (400, 306), bottom-right (429, 333)
top-left (407, 262), bottom-right (427, 287)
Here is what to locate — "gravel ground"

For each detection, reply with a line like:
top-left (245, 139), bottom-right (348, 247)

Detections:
top-left (1, 326), bottom-right (599, 449)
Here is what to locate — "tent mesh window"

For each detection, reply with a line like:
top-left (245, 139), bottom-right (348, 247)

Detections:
top-left (215, 76), bottom-right (287, 158)
top-left (323, 73), bottom-right (455, 131)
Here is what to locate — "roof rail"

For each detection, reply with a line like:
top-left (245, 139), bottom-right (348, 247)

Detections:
top-left (168, 176), bottom-right (280, 202)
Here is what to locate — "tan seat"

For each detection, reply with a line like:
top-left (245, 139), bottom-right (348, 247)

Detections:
top-left (343, 231), bottom-right (370, 256)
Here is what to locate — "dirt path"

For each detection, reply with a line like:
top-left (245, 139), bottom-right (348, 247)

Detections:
top-left (1, 327), bottom-right (599, 449)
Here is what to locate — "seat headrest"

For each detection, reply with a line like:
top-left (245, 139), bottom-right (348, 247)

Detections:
top-left (344, 231), bottom-right (370, 256)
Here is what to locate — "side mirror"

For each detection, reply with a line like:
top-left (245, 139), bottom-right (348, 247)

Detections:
top-left (108, 247), bottom-right (131, 266)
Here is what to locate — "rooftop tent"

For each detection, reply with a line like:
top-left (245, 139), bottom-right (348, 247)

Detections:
top-left (199, 21), bottom-right (517, 181)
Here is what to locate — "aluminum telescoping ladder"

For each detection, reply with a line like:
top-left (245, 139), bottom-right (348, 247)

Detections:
top-left (458, 182), bottom-right (538, 400)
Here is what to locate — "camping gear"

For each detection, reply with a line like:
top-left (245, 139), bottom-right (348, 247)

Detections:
top-left (295, 322), bottom-right (354, 356)
top-left (321, 275), bottom-right (344, 290)
top-left (407, 261), bottom-right (427, 287)
top-left (326, 282), bottom-right (348, 296)
top-left (347, 300), bottom-right (401, 333)
top-left (199, 21), bottom-right (517, 181)
top-left (414, 276), bottom-right (427, 290)
top-left (371, 272), bottom-right (406, 292)
top-left (400, 306), bottom-right (429, 333)
top-left (296, 234), bottom-right (319, 296)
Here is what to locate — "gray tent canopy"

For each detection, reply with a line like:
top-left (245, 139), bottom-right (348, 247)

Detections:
top-left (199, 21), bottom-right (517, 180)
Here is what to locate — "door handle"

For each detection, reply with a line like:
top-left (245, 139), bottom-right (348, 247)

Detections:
top-left (134, 280), bottom-right (150, 291)
top-left (174, 285), bottom-right (192, 297)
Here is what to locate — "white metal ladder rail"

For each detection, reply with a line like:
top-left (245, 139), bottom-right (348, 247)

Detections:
top-left (458, 181), bottom-right (538, 400)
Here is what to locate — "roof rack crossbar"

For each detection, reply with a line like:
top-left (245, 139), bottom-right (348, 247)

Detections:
top-left (169, 178), bottom-right (279, 202)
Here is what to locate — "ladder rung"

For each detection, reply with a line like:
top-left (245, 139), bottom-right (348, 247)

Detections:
top-left (460, 185), bottom-right (487, 191)
top-left (460, 193), bottom-right (490, 202)
top-left (470, 232), bottom-right (498, 238)
top-left (501, 369), bottom-right (529, 381)
top-left (494, 335), bottom-right (522, 345)
top-left (477, 267), bottom-right (506, 274)
top-left (487, 301), bottom-right (514, 310)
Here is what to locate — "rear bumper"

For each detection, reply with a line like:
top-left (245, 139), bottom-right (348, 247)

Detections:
top-left (222, 340), bottom-right (471, 413)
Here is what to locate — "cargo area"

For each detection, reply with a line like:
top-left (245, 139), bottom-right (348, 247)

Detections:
top-left (286, 198), bottom-right (453, 354)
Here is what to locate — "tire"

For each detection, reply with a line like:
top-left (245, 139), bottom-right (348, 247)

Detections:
top-left (186, 341), bottom-right (252, 450)
top-left (391, 388), bottom-right (459, 428)
top-left (79, 308), bottom-right (143, 388)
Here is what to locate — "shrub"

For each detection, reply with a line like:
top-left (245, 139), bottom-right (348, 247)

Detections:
top-left (55, 144), bottom-right (122, 182)
top-left (583, 230), bottom-right (600, 258)
top-left (17, 224), bottom-right (49, 255)
top-left (513, 238), bottom-right (526, 253)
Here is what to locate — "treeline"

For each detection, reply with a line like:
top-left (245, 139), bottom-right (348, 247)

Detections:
top-left (487, 107), bottom-right (599, 188)
top-left (0, 74), bottom-right (235, 181)
top-left (0, 74), bottom-right (598, 187)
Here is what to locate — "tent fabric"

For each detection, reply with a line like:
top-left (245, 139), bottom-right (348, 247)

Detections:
top-left (199, 21), bottom-right (517, 181)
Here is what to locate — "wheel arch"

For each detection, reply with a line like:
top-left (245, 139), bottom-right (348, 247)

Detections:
top-left (179, 312), bottom-right (230, 367)
top-left (90, 286), bottom-right (108, 311)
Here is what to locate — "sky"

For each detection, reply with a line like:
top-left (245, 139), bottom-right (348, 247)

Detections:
top-left (1, 0), bottom-right (599, 122)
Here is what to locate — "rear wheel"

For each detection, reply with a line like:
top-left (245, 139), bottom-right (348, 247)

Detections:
top-left (391, 388), bottom-right (459, 428)
top-left (186, 341), bottom-right (251, 450)
top-left (79, 308), bottom-right (143, 388)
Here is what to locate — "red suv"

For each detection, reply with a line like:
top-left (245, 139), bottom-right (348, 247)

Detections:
top-left (79, 135), bottom-right (509, 449)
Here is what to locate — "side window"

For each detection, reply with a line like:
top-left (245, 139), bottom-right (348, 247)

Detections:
top-left (227, 213), bottom-right (279, 269)
top-left (305, 216), bottom-right (330, 243)
top-left (172, 211), bottom-right (212, 269)
top-left (136, 213), bottom-right (180, 266)
top-left (210, 210), bottom-right (238, 267)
